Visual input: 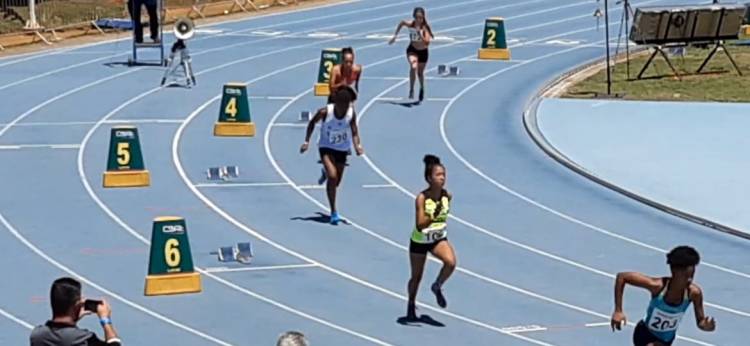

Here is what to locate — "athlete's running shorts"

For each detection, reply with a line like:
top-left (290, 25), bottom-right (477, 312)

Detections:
top-left (633, 320), bottom-right (674, 346)
top-left (409, 238), bottom-right (446, 254)
top-left (319, 147), bottom-right (349, 165)
top-left (407, 44), bottom-right (429, 63)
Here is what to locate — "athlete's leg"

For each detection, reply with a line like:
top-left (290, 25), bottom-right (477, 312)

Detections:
top-left (429, 240), bottom-right (456, 308)
top-left (321, 153), bottom-right (339, 214)
top-left (417, 62), bottom-right (427, 101)
top-left (431, 240), bottom-right (456, 285)
top-left (408, 54), bottom-right (418, 98)
top-left (334, 161), bottom-right (346, 188)
top-left (408, 250), bottom-right (428, 318)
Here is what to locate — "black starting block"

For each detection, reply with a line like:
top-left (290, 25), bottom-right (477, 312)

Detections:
top-left (236, 242), bottom-right (253, 264)
top-left (218, 246), bottom-right (234, 262)
top-left (300, 111), bottom-right (311, 122)
top-left (206, 166), bottom-right (240, 181)
top-left (217, 242), bottom-right (253, 264)
top-left (438, 64), bottom-right (460, 76)
top-left (225, 166), bottom-right (240, 178)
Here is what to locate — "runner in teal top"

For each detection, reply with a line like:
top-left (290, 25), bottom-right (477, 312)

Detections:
top-left (611, 246), bottom-right (716, 345)
top-left (642, 278), bottom-right (692, 342)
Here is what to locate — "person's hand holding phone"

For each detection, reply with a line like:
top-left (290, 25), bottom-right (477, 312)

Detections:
top-left (84, 299), bottom-right (102, 313)
top-left (95, 299), bottom-right (112, 319)
top-left (78, 299), bottom-right (98, 319)
top-left (90, 299), bottom-right (119, 343)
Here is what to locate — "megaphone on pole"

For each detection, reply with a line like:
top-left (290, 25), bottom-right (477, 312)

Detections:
top-left (162, 17), bottom-right (196, 87)
top-left (174, 17), bottom-right (195, 40)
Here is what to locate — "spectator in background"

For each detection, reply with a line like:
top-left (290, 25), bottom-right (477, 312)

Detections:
top-left (127, 0), bottom-right (160, 43)
top-left (30, 277), bottom-right (121, 346)
top-left (277, 331), bottom-right (309, 346)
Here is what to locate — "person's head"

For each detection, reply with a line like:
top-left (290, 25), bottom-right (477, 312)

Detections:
top-left (277, 331), bottom-right (309, 346)
top-left (413, 7), bottom-right (426, 24)
top-left (341, 47), bottom-right (354, 70)
top-left (423, 154), bottom-right (445, 188)
top-left (332, 85), bottom-right (356, 113)
top-left (50, 277), bottom-right (83, 321)
top-left (412, 7), bottom-right (434, 37)
top-left (667, 246), bottom-right (700, 283)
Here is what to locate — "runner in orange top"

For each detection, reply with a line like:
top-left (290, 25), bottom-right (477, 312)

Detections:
top-left (329, 47), bottom-right (362, 100)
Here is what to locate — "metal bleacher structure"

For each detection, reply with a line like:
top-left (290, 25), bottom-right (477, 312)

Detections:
top-left (629, 3), bottom-right (749, 80)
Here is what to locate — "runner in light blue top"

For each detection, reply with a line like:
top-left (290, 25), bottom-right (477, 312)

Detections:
top-left (642, 278), bottom-right (692, 342)
top-left (611, 246), bottom-right (716, 345)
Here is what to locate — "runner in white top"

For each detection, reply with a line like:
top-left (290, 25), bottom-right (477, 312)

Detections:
top-left (300, 86), bottom-right (364, 225)
top-left (389, 7), bottom-right (434, 102)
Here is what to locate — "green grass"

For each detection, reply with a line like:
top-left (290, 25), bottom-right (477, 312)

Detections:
top-left (563, 44), bottom-right (750, 102)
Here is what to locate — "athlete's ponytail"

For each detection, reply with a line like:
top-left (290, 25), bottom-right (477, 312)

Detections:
top-left (423, 154), bottom-right (442, 182)
top-left (413, 7), bottom-right (434, 39)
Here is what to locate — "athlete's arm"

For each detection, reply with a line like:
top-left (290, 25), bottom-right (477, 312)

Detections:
top-left (690, 284), bottom-right (716, 332)
top-left (330, 65), bottom-right (353, 92)
top-left (421, 27), bottom-right (431, 45)
top-left (611, 272), bottom-right (661, 331)
top-left (389, 20), bottom-right (409, 44)
top-left (329, 65), bottom-right (342, 92)
top-left (350, 111), bottom-right (363, 155)
top-left (300, 108), bottom-right (325, 153)
top-left (432, 191), bottom-right (450, 218)
top-left (354, 65), bottom-right (362, 92)
top-left (415, 193), bottom-right (432, 230)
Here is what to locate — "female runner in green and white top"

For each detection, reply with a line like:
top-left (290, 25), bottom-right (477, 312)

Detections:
top-left (406, 154), bottom-right (457, 320)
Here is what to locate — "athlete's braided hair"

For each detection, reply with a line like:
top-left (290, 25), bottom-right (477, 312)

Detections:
top-left (413, 7), bottom-right (434, 39)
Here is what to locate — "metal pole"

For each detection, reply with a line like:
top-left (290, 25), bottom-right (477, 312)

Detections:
top-left (25, 0), bottom-right (40, 29)
top-left (625, 0), bottom-right (630, 79)
top-left (605, 0), bottom-right (612, 95)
